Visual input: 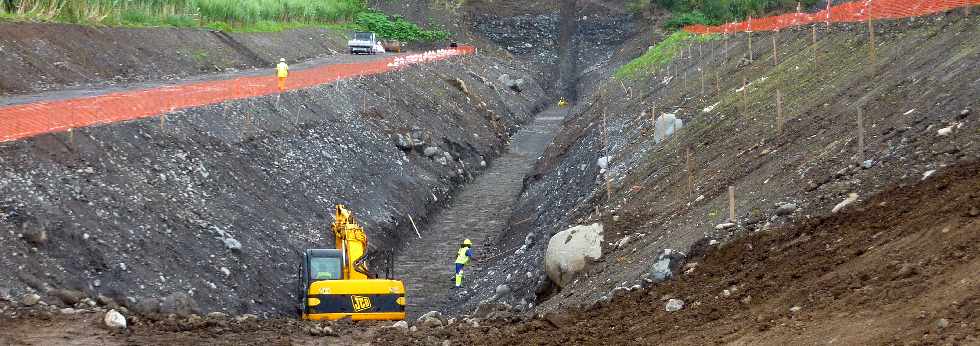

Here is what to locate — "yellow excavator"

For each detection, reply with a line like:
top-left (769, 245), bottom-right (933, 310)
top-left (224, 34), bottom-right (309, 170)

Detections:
top-left (297, 204), bottom-right (406, 320)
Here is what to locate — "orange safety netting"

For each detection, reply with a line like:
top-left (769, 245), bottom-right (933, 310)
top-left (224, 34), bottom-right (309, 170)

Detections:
top-left (683, 0), bottom-right (979, 34)
top-left (0, 45), bottom-right (477, 143)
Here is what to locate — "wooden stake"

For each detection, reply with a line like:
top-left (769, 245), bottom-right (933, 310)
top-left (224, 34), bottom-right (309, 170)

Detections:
top-left (728, 185), bottom-right (736, 222)
top-left (724, 34), bottom-right (729, 60)
top-left (857, 108), bottom-right (865, 163)
top-left (812, 25), bottom-right (818, 62)
top-left (715, 70), bottom-right (721, 95)
top-left (776, 89), bottom-right (784, 133)
top-left (67, 128), bottom-right (74, 147)
top-left (741, 77), bottom-right (748, 117)
top-left (686, 147), bottom-right (694, 200)
top-left (700, 67), bottom-right (705, 96)
top-left (748, 32), bottom-right (753, 62)
top-left (602, 109), bottom-right (612, 203)
top-left (868, 7), bottom-right (876, 65)
top-left (408, 215), bottom-right (422, 239)
top-left (160, 114), bottom-right (166, 131)
top-left (772, 32), bottom-right (778, 66)
top-left (651, 103), bottom-right (657, 124)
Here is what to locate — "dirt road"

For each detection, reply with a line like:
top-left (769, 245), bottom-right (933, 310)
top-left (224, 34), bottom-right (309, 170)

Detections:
top-left (395, 107), bottom-right (567, 319)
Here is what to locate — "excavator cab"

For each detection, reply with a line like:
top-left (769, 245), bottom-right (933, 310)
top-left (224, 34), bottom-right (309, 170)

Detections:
top-left (297, 205), bottom-right (406, 321)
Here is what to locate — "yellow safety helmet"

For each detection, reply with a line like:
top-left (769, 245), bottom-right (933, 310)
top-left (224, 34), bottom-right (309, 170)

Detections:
top-left (463, 239), bottom-right (473, 246)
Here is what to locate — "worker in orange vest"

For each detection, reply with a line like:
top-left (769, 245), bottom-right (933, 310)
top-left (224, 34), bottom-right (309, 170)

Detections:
top-left (276, 58), bottom-right (289, 92)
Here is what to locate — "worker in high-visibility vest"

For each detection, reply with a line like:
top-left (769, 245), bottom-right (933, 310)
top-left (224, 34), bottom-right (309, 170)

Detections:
top-left (453, 239), bottom-right (476, 288)
top-left (558, 97), bottom-right (568, 108)
top-left (276, 58), bottom-right (289, 92)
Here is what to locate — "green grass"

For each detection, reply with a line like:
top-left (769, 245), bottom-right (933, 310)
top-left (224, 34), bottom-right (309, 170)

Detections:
top-left (631, 0), bottom-right (821, 29)
top-left (1, 0), bottom-right (365, 29)
top-left (0, 0), bottom-right (447, 39)
top-left (615, 31), bottom-right (718, 80)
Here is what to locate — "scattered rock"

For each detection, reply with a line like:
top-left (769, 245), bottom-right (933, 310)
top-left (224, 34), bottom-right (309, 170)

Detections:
top-left (860, 160), bottom-right (874, 169)
top-left (789, 306), bottom-right (802, 313)
top-left (654, 113), bottom-right (683, 144)
top-left (615, 235), bottom-right (631, 248)
top-left (104, 309), bottom-right (127, 329)
top-left (418, 310), bottom-right (444, 328)
top-left (435, 156), bottom-right (449, 166)
top-left (544, 223), bottom-right (604, 287)
top-left (49, 288), bottom-right (85, 306)
top-left (20, 293), bottom-right (41, 306)
top-left (392, 320), bottom-right (409, 329)
top-left (223, 237), bottom-right (242, 251)
top-left (132, 298), bottom-right (161, 316)
top-left (922, 170), bottom-right (936, 181)
top-left (715, 222), bottom-right (736, 230)
top-left (96, 295), bottom-right (118, 307)
top-left (22, 228), bottom-right (47, 246)
top-left (665, 299), bottom-right (684, 312)
top-left (495, 284), bottom-right (511, 298)
top-left (958, 108), bottom-right (971, 119)
top-left (775, 203), bottom-right (798, 216)
top-left (394, 134), bottom-right (412, 150)
top-left (472, 302), bottom-right (511, 319)
top-left (498, 74), bottom-right (525, 92)
top-left (160, 292), bottom-right (198, 317)
top-left (235, 314), bottom-right (258, 322)
top-left (207, 311), bottom-right (228, 319)
top-left (59, 308), bottom-right (77, 314)
top-left (936, 318), bottom-right (950, 329)
top-left (0, 287), bottom-right (11, 301)
top-left (423, 147), bottom-right (441, 157)
top-left (937, 126), bottom-right (954, 136)
top-left (895, 263), bottom-right (920, 278)
top-left (831, 193), bottom-right (859, 213)
top-left (646, 249), bottom-right (685, 283)
top-left (597, 156), bottom-right (611, 170)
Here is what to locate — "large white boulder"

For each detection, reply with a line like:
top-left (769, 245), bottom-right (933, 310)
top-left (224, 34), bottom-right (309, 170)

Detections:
top-left (544, 223), bottom-right (604, 288)
top-left (653, 113), bottom-right (684, 144)
top-left (104, 309), bottom-right (127, 329)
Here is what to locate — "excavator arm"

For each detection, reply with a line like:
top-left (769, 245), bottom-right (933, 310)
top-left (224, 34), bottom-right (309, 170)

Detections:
top-left (331, 205), bottom-right (372, 280)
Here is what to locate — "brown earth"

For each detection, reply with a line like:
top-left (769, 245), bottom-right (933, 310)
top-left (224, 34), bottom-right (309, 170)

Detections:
top-left (382, 159), bottom-right (980, 345)
top-left (3, 159), bottom-right (973, 345)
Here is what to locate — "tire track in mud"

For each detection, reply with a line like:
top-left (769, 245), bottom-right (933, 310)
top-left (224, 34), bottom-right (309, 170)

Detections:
top-left (394, 108), bottom-right (567, 319)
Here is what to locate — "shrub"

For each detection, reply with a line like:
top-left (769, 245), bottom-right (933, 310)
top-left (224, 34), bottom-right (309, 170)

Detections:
top-left (353, 11), bottom-right (449, 42)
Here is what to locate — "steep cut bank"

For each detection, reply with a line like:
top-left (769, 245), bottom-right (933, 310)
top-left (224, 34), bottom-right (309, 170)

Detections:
top-left (0, 23), bottom-right (349, 96)
top-left (381, 159), bottom-right (980, 345)
top-left (0, 52), bottom-right (546, 316)
top-left (462, 12), bottom-right (979, 314)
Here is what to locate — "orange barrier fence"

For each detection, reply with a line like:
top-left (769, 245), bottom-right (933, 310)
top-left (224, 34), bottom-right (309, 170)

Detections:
top-left (0, 45), bottom-right (477, 143)
top-left (684, 0), bottom-right (978, 34)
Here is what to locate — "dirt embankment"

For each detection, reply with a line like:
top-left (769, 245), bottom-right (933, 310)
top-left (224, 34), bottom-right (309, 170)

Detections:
top-left (459, 12), bottom-right (979, 316)
top-left (0, 22), bottom-right (349, 96)
top-left (382, 159), bottom-right (980, 345)
top-left (0, 48), bottom-right (546, 318)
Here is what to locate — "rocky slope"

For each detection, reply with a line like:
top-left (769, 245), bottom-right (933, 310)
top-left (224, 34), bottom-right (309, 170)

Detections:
top-left (457, 11), bottom-right (979, 316)
top-left (0, 50), bottom-right (546, 317)
top-left (0, 23), bottom-right (350, 96)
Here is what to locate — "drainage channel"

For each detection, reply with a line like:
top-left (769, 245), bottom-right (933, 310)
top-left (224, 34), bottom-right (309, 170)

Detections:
top-left (393, 107), bottom-right (568, 319)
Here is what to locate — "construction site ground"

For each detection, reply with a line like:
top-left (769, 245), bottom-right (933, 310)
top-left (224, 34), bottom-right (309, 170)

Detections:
top-left (0, 3), bottom-right (978, 346)
top-left (2, 160), bottom-right (976, 345)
